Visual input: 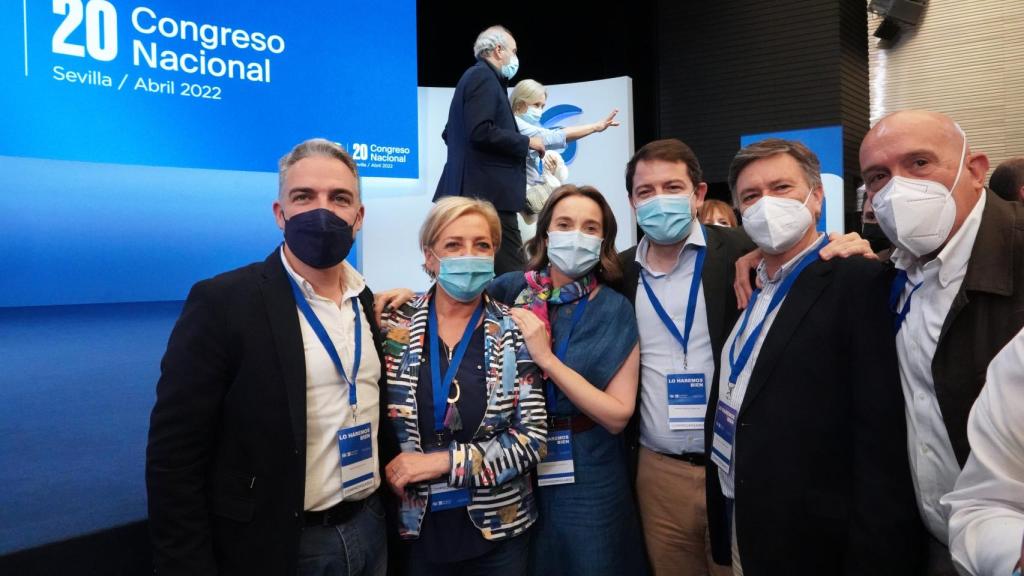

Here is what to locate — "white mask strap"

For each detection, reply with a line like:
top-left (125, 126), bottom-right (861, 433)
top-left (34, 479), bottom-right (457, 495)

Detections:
top-left (948, 132), bottom-right (968, 194)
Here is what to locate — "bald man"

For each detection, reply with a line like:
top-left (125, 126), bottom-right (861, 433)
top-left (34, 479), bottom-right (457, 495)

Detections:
top-left (860, 110), bottom-right (1024, 574)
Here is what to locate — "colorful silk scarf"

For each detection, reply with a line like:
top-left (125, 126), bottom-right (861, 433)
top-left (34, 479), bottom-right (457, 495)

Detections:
top-left (513, 267), bottom-right (597, 335)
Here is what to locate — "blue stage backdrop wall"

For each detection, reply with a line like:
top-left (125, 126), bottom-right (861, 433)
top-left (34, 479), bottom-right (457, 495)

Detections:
top-left (0, 0), bottom-right (416, 554)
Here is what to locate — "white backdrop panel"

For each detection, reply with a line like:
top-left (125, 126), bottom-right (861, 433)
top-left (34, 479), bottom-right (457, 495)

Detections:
top-left (361, 77), bottom-right (636, 291)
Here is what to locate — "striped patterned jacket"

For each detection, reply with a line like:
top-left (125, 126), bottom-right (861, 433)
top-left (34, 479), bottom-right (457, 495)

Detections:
top-left (381, 291), bottom-right (547, 540)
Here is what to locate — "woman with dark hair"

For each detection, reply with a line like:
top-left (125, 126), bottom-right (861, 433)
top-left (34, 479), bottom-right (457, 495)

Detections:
top-left (374, 185), bottom-right (644, 574)
top-left (489, 184), bottom-right (645, 576)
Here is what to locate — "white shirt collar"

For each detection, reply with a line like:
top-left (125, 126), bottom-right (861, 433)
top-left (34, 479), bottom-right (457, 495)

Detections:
top-left (636, 223), bottom-right (707, 276)
top-left (755, 233), bottom-right (826, 287)
top-left (891, 192), bottom-right (986, 288)
top-left (279, 245), bottom-right (366, 303)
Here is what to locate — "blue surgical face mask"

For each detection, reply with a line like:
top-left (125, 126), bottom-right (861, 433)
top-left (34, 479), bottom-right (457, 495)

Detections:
top-left (520, 106), bottom-right (543, 125)
top-left (284, 208), bottom-right (355, 269)
top-left (435, 255), bottom-right (495, 302)
top-left (635, 195), bottom-right (693, 245)
top-left (501, 54), bottom-right (520, 80)
top-left (547, 230), bottom-right (602, 278)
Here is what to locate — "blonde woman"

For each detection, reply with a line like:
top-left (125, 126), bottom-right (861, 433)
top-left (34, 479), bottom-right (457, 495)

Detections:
top-left (381, 197), bottom-right (546, 576)
top-left (509, 79), bottom-right (620, 218)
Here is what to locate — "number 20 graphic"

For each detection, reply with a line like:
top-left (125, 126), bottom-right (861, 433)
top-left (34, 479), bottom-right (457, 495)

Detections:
top-left (52, 0), bottom-right (118, 62)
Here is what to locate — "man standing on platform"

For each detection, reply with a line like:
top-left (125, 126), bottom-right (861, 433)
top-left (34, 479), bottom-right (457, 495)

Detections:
top-left (433, 25), bottom-right (546, 275)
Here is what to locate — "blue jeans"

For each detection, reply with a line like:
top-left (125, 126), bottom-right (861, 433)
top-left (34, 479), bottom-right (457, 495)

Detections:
top-left (405, 531), bottom-right (529, 576)
top-left (297, 494), bottom-right (388, 576)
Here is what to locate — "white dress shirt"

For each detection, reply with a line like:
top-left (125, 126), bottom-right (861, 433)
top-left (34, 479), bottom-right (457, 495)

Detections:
top-left (942, 328), bottom-right (1024, 576)
top-left (636, 225), bottom-right (716, 456)
top-left (891, 192), bottom-right (986, 543)
top-left (280, 249), bottom-right (382, 511)
top-left (717, 235), bottom-right (824, 499)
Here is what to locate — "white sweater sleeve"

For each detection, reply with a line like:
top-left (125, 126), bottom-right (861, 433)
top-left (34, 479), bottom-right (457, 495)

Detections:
top-left (943, 329), bottom-right (1024, 576)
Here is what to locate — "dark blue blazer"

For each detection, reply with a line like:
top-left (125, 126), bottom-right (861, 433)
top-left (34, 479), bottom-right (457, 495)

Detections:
top-left (433, 59), bottom-right (529, 212)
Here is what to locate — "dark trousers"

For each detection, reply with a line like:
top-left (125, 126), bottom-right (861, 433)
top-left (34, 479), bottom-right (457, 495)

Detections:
top-left (297, 494), bottom-right (387, 576)
top-left (405, 531), bottom-right (528, 576)
top-left (495, 211), bottom-right (525, 275)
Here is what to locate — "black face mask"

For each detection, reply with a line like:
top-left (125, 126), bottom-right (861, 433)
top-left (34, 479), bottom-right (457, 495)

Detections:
top-left (284, 208), bottom-right (354, 269)
top-left (862, 222), bottom-right (892, 254)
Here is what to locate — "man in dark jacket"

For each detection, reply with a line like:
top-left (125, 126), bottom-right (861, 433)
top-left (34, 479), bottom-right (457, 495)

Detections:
top-left (433, 25), bottom-right (545, 275)
top-left (147, 139), bottom-right (399, 576)
top-left (705, 139), bottom-right (922, 575)
top-left (861, 110), bottom-right (1024, 575)
top-left (617, 139), bottom-right (876, 576)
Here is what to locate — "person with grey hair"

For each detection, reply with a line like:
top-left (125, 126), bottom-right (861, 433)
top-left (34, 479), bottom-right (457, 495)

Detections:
top-left (147, 138), bottom-right (399, 576)
top-left (705, 138), bottom-right (923, 575)
top-left (988, 156), bottom-right (1024, 202)
top-left (434, 25), bottom-right (545, 276)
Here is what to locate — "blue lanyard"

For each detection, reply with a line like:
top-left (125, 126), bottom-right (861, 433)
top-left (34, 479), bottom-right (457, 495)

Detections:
top-left (889, 270), bottom-right (924, 335)
top-left (428, 298), bottom-right (485, 433)
top-left (639, 241), bottom-right (706, 368)
top-left (727, 237), bottom-right (828, 388)
top-left (286, 274), bottom-right (361, 419)
top-left (547, 295), bottom-right (590, 414)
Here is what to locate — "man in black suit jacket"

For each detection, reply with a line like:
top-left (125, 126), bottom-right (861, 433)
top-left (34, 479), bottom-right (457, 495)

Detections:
top-left (433, 25), bottom-right (545, 275)
top-left (147, 139), bottom-right (399, 575)
top-left (704, 138), bottom-right (923, 575)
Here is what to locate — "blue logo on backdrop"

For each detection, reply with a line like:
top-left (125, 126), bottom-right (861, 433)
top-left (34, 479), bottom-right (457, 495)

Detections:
top-left (541, 104), bottom-right (583, 164)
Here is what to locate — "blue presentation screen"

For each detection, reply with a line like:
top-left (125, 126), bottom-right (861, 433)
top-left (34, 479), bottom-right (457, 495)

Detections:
top-left (2, 0), bottom-right (417, 174)
top-left (0, 0), bottom-right (417, 307)
top-left (0, 0), bottom-right (417, 555)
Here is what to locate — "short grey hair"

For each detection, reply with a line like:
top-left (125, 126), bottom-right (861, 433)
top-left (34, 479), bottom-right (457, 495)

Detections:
top-left (278, 138), bottom-right (359, 199)
top-left (728, 138), bottom-right (822, 207)
top-left (473, 25), bottom-right (512, 59)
